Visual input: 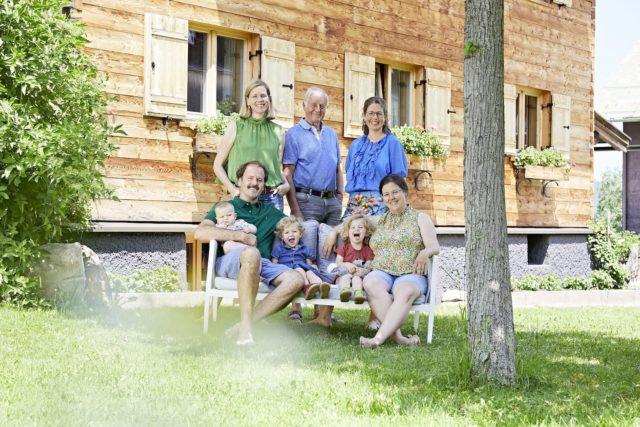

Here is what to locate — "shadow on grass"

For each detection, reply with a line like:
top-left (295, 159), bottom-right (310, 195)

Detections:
top-left (91, 305), bottom-right (640, 424)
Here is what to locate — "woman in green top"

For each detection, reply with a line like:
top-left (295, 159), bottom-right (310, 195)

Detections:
top-left (214, 80), bottom-right (289, 210)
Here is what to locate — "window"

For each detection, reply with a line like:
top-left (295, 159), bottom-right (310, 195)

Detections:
top-left (187, 30), bottom-right (246, 116)
top-left (375, 63), bottom-right (413, 127)
top-left (527, 235), bottom-right (549, 265)
top-left (515, 87), bottom-right (548, 150)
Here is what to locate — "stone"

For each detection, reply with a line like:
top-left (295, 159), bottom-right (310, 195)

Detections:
top-left (626, 244), bottom-right (640, 290)
top-left (35, 243), bottom-right (112, 308)
top-left (441, 289), bottom-right (467, 302)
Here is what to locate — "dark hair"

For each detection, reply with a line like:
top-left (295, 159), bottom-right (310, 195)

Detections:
top-left (236, 161), bottom-right (269, 183)
top-left (379, 173), bottom-right (409, 194)
top-left (362, 96), bottom-right (391, 135)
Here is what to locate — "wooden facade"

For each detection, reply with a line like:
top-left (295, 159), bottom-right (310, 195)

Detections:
top-left (77, 0), bottom-right (595, 228)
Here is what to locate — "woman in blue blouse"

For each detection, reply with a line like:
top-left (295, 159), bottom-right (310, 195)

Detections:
top-left (343, 96), bottom-right (408, 219)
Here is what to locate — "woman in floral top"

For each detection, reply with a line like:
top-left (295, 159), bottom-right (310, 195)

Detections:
top-left (342, 97), bottom-right (408, 219)
top-left (359, 174), bottom-right (440, 348)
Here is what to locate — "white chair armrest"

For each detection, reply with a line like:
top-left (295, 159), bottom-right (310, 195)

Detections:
top-left (205, 241), bottom-right (219, 292)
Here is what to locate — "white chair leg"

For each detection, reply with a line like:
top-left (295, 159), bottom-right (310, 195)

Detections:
top-left (204, 296), bottom-right (210, 334)
top-left (212, 296), bottom-right (219, 321)
top-left (413, 311), bottom-right (420, 332)
top-left (427, 311), bottom-right (434, 344)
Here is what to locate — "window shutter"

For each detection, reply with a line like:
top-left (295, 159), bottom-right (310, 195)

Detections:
top-left (551, 93), bottom-right (571, 160)
top-left (425, 68), bottom-right (452, 146)
top-left (260, 36), bottom-right (295, 129)
top-left (343, 52), bottom-right (375, 138)
top-left (143, 14), bottom-right (188, 119)
top-left (504, 84), bottom-right (517, 155)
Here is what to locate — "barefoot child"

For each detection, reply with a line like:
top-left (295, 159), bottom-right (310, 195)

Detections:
top-left (272, 216), bottom-right (331, 300)
top-left (333, 215), bottom-right (375, 303)
top-left (214, 201), bottom-right (257, 253)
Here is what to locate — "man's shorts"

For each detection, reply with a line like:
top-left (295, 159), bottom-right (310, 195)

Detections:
top-left (215, 247), bottom-right (291, 286)
top-left (365, 270), bottom-right (428, 295)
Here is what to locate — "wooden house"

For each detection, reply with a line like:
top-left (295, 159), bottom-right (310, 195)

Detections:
top-left (74, 0), bottom-right (598, 288)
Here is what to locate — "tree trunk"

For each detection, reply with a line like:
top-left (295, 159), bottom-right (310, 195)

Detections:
top-left (463, 0), bottom-right (516, 384)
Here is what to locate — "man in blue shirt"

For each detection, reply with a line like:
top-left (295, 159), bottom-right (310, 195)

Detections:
top-left (195, 161), bottom-right (305, 345)
top-left (283, 87), bottom-right (344, 225)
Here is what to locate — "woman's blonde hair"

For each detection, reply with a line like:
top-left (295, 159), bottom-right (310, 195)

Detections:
top-left (238, 80), bottom-right (277, 120)
top-left (339, 215), bottom-right (375, 244)
top-left (275, 215), bottom-right (305, 238)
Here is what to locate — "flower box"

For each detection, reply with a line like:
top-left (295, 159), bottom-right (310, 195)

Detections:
top-left (195, 132), bottom-right (221, 153)
top-left (522, 165), bottom-right (569, 181)
top-left (407, 154), bottom-right (446, 172)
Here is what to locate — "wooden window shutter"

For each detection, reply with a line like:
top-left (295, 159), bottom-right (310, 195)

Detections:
top-left (260, 36), bottom-right (295, 129)
top-left (143, 14), bottom-right (188, 119)
top-left (343, 52), bottom-right (375, 138)
top-left (504, 84), bottom-right (517, 155)
top-left (551, 93), bottom-right (571, 160)
top-left (425, 68), bottom-right (452, 146)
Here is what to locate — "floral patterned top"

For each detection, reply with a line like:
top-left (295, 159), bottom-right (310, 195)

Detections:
top-left (369, 206), bottom-right (424, 275)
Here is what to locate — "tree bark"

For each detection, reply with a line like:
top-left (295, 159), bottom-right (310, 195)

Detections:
top-left (463, 0), bottom-right (516, 384)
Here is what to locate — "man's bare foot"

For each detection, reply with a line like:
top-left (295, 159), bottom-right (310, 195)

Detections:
top-left (359, 336), bottom-right (381, 349)
top-left (307, 317), bottom-right (331, 328)
top-left (392, 334), bottom-right (420, 346)
top-left (236, 333), bottom-right (254, 346)
top-left (224, 322), bottom-right (240, 338)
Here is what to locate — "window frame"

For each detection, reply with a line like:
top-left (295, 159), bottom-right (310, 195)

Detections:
top-left (515, 86), bottom-right (548, 150)
top-left (374, 59), bottom-right (419, 128)
top-left (186, 24), bottom-right (250, 119)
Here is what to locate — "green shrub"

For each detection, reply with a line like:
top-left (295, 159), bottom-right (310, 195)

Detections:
top-left (562, 276), bottom-right (593, 290)
top-left (109, 267), bottom-right (182, 293)
top-left (590, 270), bottom-right (615, 290)
top-left (512, 147), bottom-right (571, 172)
top-left (0, 0), bottom-right (118, 307)
top-left (511, 275), bottom-right (540, 291)
top-left (540, 273), bottom-right (562, 291)
top-left (587, 220), bottom-right (639, 288)
top-left (391, 125), bottom-right (449, 159)
top-left (194, 113), bottom-right (240, 135)
top-left (594, 169), bottom-right (622, 232)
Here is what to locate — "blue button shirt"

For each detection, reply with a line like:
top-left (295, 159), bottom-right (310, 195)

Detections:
top-left (283, 119), bottom-right (341, 192)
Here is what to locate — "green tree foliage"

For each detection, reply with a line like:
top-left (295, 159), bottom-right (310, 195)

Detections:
top-left (0, 0), bottom-right (117, 307)
top-left (588, 220), bottom-right (640, 289)
top-left (595, 168), bottom-right (622, 231)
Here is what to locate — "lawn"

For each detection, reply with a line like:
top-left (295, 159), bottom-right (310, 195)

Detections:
top-left (1, 304), bottom-right (639, 426)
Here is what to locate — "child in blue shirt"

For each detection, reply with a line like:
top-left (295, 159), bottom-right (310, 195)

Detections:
top-left (272, 216), bottom-right (331, 300)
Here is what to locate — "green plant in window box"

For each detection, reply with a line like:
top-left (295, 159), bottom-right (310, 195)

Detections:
top-left (194, 113), bottom-right (240, 152)
top-left (512, 147), bottom-right (573, 181)
top-left (391, 125), bottom-right (449, 171)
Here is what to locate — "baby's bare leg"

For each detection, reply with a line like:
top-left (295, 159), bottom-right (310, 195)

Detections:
top-left (223, 241), bottom-right (248, 254)
top-left (305, 270), bottom-right (322, 285)
top-left (351, 275), bottom-right (363, 291)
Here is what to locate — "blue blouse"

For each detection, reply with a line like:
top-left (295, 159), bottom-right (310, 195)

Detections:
top-left (345, 133), bottom-right (408, 193)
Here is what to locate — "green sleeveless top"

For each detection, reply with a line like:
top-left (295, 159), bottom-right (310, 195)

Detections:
top-left (370, 206), bottom-right (424, 275)
top-left (226, 117), bottom-right (283, 187)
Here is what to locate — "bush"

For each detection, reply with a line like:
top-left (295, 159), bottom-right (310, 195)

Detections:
top-left (511, 275), bottom-right (540, 291)
top-left (109, 267), bottom-right (182, 293)
top-left (562, 276), bottom-right (593, 290)
top-left (595, 169), bottom-right (622, 232)
top-left (391, 125), bottom-right (449, 159)
top-left (540, 273), bottom-right (562, 291)
top-left (0, 0), bottom-right (117, 307)
top-left (588, 220), bottom-right (640, 288)
top-left (194, 113), bottom-right (240, 135)
top-left (590, 270), bottom-right (615, 290)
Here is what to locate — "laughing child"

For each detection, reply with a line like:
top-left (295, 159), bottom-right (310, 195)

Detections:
top-left (272, 216), bottom-right (332, 300)
top-left (334, 215), bottom-right (375, 303)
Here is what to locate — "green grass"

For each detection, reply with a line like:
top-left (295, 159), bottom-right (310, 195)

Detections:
top-left (1, 304), bottom-right (639, 426)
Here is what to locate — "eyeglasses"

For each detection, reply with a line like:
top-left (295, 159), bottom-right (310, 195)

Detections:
top-left (381, 189), bottom-right (404, 199)
top-left (365, 111), bottom-right (385, 119)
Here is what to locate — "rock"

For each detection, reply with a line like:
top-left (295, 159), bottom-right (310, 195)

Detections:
top-left (626, 244), bottom-right (640, 290)
top-left (35, 243), bottom-right (112, 308)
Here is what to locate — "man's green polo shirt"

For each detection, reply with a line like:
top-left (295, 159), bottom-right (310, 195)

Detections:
top-left (205, 197), bottom-right (284, 259)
